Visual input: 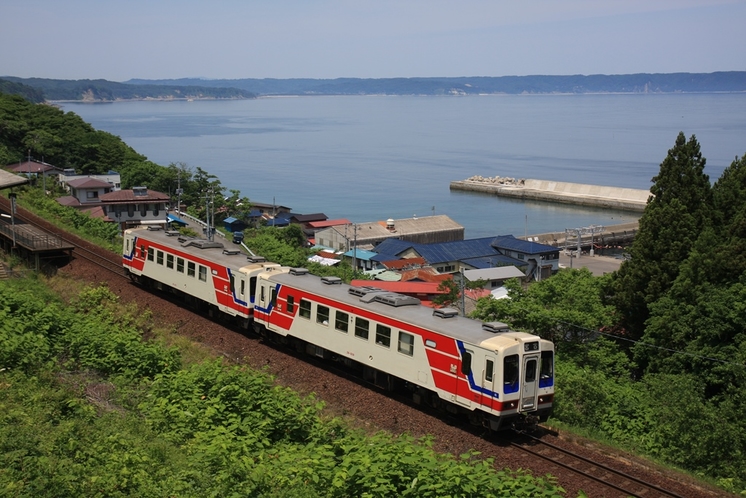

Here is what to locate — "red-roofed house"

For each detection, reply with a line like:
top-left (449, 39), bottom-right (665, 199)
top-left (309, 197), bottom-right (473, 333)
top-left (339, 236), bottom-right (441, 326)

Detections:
top-left (99, 187), bottom-right (170, 231)
top-left (56, 177), bottom-right (114, 207)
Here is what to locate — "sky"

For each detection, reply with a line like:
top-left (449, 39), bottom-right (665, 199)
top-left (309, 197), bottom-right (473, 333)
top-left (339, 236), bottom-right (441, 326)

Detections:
top-left (2, 0), bottom-right (745, 81)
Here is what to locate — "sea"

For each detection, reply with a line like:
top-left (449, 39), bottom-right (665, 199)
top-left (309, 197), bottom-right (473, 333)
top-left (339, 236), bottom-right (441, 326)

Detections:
top-left (62, 93), bottom-right (746, 239)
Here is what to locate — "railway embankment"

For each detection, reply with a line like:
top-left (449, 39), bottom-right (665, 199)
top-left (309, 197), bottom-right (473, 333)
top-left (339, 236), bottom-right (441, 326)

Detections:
top-left (450, 176), bottom-right (650, 212)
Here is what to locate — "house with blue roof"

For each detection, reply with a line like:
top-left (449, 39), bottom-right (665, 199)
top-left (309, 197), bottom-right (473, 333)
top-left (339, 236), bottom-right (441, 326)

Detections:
top-left (372, 235), bottom-right (560, 281)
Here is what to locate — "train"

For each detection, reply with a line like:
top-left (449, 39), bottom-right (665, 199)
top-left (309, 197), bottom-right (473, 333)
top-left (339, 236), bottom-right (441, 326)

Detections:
top-left (122, 225), bottom-right (554, 431)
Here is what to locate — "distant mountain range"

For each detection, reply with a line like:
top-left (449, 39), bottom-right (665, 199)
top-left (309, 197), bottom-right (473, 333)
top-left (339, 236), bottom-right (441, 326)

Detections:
top-left (126, 72), bottom-right (746, 96)
top-left (2, 72), bottom-right (745, 102)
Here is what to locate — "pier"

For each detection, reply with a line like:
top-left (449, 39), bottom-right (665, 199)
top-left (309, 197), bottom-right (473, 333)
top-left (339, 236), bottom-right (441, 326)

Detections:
top-left (450, 176), bottom-right (650, 212)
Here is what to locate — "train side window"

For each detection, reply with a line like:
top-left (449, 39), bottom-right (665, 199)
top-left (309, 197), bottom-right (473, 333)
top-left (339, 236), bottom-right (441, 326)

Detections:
top-left (147, 247), bottom-right (154, 261)
top-left (461, 349), bottom-right (472, 376)
top-left (485, 358), bottom-right (494, 382)
top-left (177, 257), bottom-right (184, 273)
top-left (299, 299), bottom-right (311, 319)
top-left (230, 274), bottom-right (236, 294)
top-left (540, 351), bottom-right (554, 387)
top-left (398, 332), bottom-right (414, 356)
top-left (157, 250), bottom-right (164, 265)
top-left (187, 262), bottom-right (196, 277)
top-left (198, 265), bottom-right (207, 282)
top-left (504, 354), bottom-right (519, 394)
top-left (375, 325), bottom-right (391, 348)
top-left (287, 295), bottom-right (295, 313)
top-left (335, 311), bottom-right (349, 332)
top-left (355, 317), bottom-right (369, 340)
top-left (166, 254), bottom-right (174, 269)
top-left (317, 305), bottom-right (329, 325)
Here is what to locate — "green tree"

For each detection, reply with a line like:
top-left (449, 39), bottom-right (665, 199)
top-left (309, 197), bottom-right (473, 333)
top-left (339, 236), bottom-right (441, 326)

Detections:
top-left (609, 132), bottom-right (712, 340)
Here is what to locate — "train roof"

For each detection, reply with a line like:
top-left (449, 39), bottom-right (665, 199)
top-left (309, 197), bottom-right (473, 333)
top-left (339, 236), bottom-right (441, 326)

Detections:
top-left (125, 227), bottom-right (257, 270)
top-left (265, 268), bottom-right (546, 351)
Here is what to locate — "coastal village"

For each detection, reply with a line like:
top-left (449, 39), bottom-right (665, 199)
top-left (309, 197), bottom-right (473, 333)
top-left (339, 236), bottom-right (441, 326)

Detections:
top-left (1, 160), bottom-right (643, 308)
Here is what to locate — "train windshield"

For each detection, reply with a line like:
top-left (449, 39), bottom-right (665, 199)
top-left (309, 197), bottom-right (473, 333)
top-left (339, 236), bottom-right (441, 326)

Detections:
top-left (539, 351), bottom-right (554, 388)
top-left (504, 354), bottom-right (519, 394)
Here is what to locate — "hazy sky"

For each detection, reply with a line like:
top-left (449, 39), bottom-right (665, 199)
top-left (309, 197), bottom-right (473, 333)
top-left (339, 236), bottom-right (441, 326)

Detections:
top-left (2, 0), bottom-right (745, 81)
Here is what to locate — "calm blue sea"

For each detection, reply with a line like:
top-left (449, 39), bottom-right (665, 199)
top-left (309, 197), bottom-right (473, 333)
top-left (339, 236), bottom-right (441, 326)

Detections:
top-left (63, 94), bottom-right (746, 239)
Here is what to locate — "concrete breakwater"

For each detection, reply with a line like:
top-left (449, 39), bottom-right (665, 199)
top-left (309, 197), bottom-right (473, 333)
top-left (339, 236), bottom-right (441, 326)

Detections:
top-left (450, 176), bottom-right (650, 212)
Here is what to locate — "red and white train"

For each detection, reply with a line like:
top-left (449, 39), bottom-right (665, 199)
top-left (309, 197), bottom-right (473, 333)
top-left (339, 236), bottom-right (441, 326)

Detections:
top-left (123, 226), bottom-right (554, 431)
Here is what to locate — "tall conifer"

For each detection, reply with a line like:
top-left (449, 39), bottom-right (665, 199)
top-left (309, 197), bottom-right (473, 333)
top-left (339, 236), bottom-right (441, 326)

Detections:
top-left (610, 132), bottom-right (712, 339)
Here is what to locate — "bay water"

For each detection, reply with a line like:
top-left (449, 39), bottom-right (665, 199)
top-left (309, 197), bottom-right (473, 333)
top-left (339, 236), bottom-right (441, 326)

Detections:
top-left (63, 94), bottom-right (746, 239)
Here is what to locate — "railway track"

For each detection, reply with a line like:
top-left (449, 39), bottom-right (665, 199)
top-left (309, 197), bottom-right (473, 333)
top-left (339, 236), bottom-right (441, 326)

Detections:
top-left (511, 432), bottom-right (687, 498)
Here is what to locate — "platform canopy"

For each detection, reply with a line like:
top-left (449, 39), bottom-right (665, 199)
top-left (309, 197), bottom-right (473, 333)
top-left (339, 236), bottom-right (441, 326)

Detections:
top-left (0, 169), bottom-right (30, 190)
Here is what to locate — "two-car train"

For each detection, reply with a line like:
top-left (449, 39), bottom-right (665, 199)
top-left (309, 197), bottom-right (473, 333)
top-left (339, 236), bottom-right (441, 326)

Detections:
top-left (123, 226), bottom-right (554, 431)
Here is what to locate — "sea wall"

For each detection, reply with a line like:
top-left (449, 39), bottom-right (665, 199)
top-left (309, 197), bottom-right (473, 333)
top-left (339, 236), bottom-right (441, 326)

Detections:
top-left (450, 176), bottom-right (650, 212)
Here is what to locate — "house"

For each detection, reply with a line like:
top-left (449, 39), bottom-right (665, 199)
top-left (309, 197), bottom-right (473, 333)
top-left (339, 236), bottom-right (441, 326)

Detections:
top-left (7, 159), bottom-right (61, 179)
top-left (314, 215), bottom-right (464, 252)
top-left (223, 216), bottom-right (247, 233)
top-left (59, 169), bottom-right (121, 191)
top-left (56, 177), bottom-right (114, 207)
top-left (99, 187), bottom-right (170, 231)
top-left (464, 266), bottom-right (526, 290)
top-left (370, 235), bottom-right (560, 281)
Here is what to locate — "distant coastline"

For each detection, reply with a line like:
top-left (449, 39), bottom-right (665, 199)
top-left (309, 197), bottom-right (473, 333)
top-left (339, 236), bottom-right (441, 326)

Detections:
top-left (3, 72), bottom-right (745, 103)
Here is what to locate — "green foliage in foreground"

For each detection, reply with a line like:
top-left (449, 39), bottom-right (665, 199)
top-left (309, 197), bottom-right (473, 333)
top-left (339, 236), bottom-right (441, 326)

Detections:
top-left (0, 277), bottom-right (566, 497)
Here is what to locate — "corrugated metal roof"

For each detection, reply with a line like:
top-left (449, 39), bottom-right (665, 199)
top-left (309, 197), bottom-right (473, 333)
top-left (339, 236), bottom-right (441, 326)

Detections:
top-left (308, 218), bottom-right (351, 228)
top-left (342, 248), bottom-right (378, 261)
top-left (492, 234), bottom-right (557, 255)
top-left (464, 266), bottom-right (525, 281)
top-left (8, 160), bottom-right (58, 174)
top-left (0, 169), bottom-right (30, 189)
top-left (100, 188), bottom-right (169, 202)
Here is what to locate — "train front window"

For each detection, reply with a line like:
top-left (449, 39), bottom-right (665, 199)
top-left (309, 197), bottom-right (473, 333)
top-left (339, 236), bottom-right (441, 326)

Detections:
top-left (504, 354), bottom-right (519, 394)
top-left (525, 359), bottom-right (537, 383)
top-left (540, 351), bottom-right (554, 387)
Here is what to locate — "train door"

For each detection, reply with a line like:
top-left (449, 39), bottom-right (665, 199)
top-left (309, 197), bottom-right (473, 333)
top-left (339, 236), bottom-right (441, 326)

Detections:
top-left (521, 355), bottom-right (539, 412)
top-left (455, 348), bottom-right (473, 407)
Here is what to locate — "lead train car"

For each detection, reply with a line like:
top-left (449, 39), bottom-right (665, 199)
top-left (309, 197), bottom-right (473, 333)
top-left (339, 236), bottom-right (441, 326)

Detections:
top-left (122, 227), bottom-right (275, 328)
top-left (123, 227), bottom-right (554, 431)
top-left (253, 267), bottom-right (554, 431)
